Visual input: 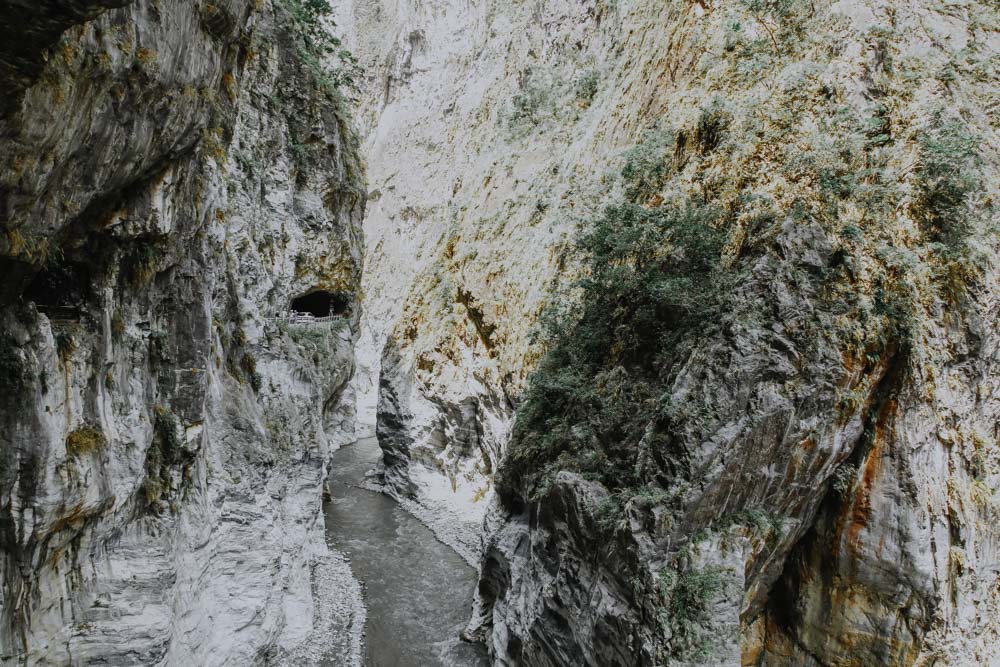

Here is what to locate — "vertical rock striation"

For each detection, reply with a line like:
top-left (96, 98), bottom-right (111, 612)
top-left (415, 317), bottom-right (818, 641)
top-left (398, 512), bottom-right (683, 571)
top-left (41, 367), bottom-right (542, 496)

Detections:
top-left (336, 0), bottom-right (691, 558)
top-left (341, 0), bottom-right (998, 665)
top-left (0, 1), bottom-right (365, 663)
top-left (472, 2), bottom-right (1000, 666)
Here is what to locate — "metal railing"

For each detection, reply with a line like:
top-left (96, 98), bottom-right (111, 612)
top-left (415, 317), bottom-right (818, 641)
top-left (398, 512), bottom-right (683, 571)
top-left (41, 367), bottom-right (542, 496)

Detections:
top-left (269, 310), bottom-right (346, 325)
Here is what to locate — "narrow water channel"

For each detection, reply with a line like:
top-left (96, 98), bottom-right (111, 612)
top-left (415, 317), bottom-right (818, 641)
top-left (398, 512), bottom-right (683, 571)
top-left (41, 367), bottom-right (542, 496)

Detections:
top-left (324, 437), bottom-right (489, 667)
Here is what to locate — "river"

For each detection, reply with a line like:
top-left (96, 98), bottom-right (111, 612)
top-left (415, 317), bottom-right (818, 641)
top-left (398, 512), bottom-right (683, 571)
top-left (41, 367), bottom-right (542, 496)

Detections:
top-left (324, 437), bottom-right (489, 666)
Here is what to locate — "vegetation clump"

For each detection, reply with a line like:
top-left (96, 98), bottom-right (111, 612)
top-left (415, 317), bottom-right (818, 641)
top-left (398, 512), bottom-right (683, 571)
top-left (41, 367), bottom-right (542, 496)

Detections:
top-left (66, 425), bottom-right (107, 457)
top-left (502, 96), bottom-right (975, 509)
top-left (241, 353), bottom-right (263, 393)
top-left (277, 0), bottom-right (360, 92)
top-left (911, 120), bottom-right (980, 255)
top-left (502, 154), bottom-right (728, 498)
top-left (620, 128), bottom-right (674, 201)
top-left (574, 69), bottom-right (600, 106)
top-left (111, 312), bottom-right (126, 340)
top-left (140, 406), bottom-right (191, 510)
top-left (121, 241), bottom-right (163, 288)
top-left (199, 2), bottom-right (236, 40)
top-left (507, 70), bottom-right (556, 130)
top-left (500, 36), bottom-right (990, 644)
top-left (657, 565), bottom-right (727, 660)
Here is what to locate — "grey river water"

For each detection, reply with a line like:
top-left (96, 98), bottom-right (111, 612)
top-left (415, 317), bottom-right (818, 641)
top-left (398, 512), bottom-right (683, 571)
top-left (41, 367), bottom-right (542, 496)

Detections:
top-left (324, 437), bottom-right (489, 667)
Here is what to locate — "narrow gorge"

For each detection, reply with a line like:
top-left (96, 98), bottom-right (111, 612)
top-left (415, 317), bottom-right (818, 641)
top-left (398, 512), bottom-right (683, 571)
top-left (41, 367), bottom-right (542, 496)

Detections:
top-left (1, 1), bottom-right (998, 666)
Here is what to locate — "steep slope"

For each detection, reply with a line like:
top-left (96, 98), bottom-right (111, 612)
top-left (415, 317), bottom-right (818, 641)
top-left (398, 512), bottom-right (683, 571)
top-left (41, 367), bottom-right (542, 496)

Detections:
top-left (473, 2), bottom-right (1000, 666)
top-left (0, 1), bottom-right (365, 663)
top-left (336, 0), bottom-right (692, 558)
top-left (340, 0), bottom-right (998, 665)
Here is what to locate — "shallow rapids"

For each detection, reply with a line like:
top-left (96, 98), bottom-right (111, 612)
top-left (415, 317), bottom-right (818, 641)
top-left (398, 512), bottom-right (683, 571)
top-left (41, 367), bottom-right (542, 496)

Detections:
top-left (324, 438), bottom-right (489, 666)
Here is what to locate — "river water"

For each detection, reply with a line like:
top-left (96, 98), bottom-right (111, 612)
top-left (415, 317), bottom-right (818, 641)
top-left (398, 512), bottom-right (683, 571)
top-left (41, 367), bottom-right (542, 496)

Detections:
top-left (324, 437), bottom-right (489, 667)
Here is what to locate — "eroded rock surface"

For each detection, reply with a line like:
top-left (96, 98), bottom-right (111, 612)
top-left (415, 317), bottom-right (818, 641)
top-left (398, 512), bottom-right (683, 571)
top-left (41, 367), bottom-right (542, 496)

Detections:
top-left (0, 1), bottom-right (365, 663)
top-left (336, 0), bottom-right (680, 556)
top-left (472, 2), bottom-right (1000, 666)
top-left (340, 0), bottom-right (998, 665)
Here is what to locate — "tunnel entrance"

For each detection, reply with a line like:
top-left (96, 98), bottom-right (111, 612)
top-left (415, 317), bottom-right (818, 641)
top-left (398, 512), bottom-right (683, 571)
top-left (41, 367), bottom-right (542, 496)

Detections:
top-left (290, 290), bottom-right (351, 318)
top-left (23, 262), bottom-right (87, 318)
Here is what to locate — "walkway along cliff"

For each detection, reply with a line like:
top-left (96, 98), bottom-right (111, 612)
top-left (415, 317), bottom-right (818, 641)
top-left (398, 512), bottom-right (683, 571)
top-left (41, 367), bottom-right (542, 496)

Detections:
top-left (0, 1), bottom-right (365, 663)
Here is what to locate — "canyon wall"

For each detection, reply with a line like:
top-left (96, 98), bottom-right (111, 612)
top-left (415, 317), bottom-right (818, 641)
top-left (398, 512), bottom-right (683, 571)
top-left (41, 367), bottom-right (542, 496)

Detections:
top-left (0, 1), bottom-right (365, 663)
top-left (342, 0), bottom-right (998, 665)
top-left (336, 0), bottom-right (679, 558)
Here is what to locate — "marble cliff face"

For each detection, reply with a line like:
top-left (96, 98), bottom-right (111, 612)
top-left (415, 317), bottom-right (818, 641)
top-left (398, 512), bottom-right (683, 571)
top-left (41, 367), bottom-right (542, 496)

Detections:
top-left (1, 0), bottom-right (998, 666)
top-left (0, 1), bottom-right (364, 663)
top-left (339, 0), bottom-right (998, 665)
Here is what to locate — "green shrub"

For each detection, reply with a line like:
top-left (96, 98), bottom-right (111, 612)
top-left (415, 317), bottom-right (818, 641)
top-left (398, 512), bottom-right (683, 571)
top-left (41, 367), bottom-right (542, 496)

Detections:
top-left (122, 241), bottom-right (163, 287)
top-left (199, 3), bottom-right (236, 39)
top-left (715, 508), bottom-right (785, 549)
top-left (862, 103), bottom-right (892, 149)
top-left (241, 353), bottom-right (263, 393)
top-left (912, 121), bottom-right (980, 254)
top-left (873, 277), bottom-right (915, 347)
top-left (666, 566), bottom-right (724, 624)
top-left (288, 324), bottom-right (331, 349)
top-left (594, 494), bottom-right (624, 533)
top-left (502, 197), bottom-right (727, 496)
top-left (656, 564), bottom-right (726, 659)
top-left (111, 312), bottom-right (126, 340)
top-left (507, 72), bottom-right (555, 130)
top-left (581, 202), bottom-right (725, 339)
top-left (621, 129), bottom-right (673, 201)
top-left (723, 508), bottom-right (783, 535)
top-left (694, 106), bottom-right (728, 155)
top-left (742, 0), bottom-right (796, 20)
top-left (630, 485), bottom-right (671, 509)
top-left (499, 117), bottom-right (734, 496)
top-left (141, 406), bottom-right (186, 508)
top-left (277, 0), bottom-right (360, 92)
top-left (574, 69), bottom-right (600, 105)
top-left (66, 425), bottom-right (107, 457)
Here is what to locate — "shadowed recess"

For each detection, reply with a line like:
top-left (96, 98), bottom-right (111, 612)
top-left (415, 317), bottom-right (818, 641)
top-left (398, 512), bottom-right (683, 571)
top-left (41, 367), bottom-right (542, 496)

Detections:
top-left (290, 290), bottom-right (352, 317)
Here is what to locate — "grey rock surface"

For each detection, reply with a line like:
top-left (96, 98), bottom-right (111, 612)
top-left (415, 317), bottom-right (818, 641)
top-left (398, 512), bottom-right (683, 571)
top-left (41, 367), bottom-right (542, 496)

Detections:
top-left (0, 1), bottom-right (366, 663)
top-left (338, 0), bottom-right (999, 665)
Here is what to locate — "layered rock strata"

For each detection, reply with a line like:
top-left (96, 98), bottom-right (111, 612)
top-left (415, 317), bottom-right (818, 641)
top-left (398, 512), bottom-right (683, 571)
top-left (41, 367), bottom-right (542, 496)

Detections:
top-left (0, 1), bottom-right (365, 663)
top-left (339, 0), bottom-right (999, 665)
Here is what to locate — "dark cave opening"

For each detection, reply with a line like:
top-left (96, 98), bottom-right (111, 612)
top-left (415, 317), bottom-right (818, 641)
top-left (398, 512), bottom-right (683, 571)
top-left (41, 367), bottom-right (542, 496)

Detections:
top-left (290, 290), bottom-right (351, 318)
top-left (23, 262), bottom-right (87, 317)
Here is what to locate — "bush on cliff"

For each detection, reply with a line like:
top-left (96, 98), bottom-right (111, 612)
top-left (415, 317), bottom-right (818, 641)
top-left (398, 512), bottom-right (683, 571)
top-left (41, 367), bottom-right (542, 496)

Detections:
top-left (277, 0), bottom-right (360, 92)
top-left (502, 194), bottom-right (727, 497)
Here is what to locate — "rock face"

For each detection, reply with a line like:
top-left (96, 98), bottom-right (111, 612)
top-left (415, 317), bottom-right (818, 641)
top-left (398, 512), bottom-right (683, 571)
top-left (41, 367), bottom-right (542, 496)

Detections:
top-left (335, 0), bottom-right (678, 555)
top-left (341, 0), bottom-right (999, 665)
top-left (475, 2), bottom-right (1000, 665)
top-left (0, 1), bottom-right (365, 663)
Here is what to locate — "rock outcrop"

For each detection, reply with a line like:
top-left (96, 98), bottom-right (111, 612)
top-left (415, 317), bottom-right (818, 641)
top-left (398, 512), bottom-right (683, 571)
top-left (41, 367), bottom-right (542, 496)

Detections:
top-left (473, 2), bottom-right (1000, 665)
top-left (341, 0), bottom-right (998, 665)
top-left (335, 0), bottom-right (675, 557)
top-left (0, 1), bottom-right (365, 663)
